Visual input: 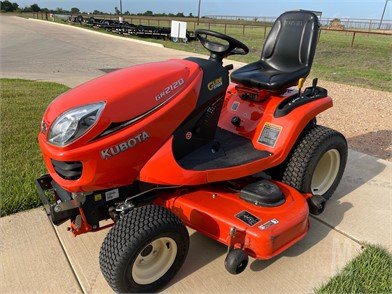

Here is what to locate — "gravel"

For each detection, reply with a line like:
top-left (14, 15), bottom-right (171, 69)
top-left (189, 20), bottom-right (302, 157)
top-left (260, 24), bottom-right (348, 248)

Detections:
top-left (313, 80), bottom-right (392, 161)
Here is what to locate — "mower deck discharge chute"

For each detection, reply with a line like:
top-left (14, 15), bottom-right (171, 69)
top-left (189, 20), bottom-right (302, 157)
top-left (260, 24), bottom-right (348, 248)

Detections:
top-left (36, 10), bottom-right (348, 293)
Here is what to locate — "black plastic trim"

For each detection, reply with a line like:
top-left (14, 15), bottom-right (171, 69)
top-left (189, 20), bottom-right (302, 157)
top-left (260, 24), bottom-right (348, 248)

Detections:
top-left (51, 160), bottom-right (83, 180)
top-left (274, 86), bottom-right (328, 118)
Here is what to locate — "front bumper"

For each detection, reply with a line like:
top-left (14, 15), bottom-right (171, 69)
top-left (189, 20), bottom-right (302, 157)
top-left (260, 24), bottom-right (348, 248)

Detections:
top-left (35, 174), bottom-right (79, 225)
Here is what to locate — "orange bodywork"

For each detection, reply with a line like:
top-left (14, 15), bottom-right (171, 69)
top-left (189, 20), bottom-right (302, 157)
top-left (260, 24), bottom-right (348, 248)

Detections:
top-left (139, 85), bottom-right (332, 185)
top-left (38, 58), bottom-right (332, 191)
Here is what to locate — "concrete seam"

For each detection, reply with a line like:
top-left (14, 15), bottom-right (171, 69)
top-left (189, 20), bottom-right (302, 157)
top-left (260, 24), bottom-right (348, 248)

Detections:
top-left (310, 215), bottom-right (363, 246)
top-left (47, 217), bottom-right (85, 294)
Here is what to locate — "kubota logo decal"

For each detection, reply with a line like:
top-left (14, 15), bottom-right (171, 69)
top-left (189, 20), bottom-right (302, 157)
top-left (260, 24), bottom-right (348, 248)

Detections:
top-left (208, 77), bottom-right (223, 91)
top-left (101, 131), bottom-right (150, 159)
top-left (155, 78), bottom-right (185, 102)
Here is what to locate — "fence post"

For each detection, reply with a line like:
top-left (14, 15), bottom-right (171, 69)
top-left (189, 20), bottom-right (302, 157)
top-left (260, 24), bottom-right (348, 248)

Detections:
top-left (208, 22), bottom-right (211, 30)
top-left (148, 19), bottom-right (150, 26)
top-left (351, 32), bottom-right (356, 47)
top-left (242, 24), bottom-right (245, 35)
top-left (224, 23), bottom-right (227, 34)
top-left (264, 26), bottom-right (267, 37)
top-left (194, 21), bottom-right (196, 30)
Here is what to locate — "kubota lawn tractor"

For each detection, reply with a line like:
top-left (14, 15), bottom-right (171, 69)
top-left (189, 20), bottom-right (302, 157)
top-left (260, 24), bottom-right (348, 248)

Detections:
top-left (36, 10), bottom-right (347, 293)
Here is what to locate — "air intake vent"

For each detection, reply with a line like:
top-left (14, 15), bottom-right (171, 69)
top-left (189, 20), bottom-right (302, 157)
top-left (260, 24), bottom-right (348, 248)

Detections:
top-left (51, 160), bottom-right (82, 180)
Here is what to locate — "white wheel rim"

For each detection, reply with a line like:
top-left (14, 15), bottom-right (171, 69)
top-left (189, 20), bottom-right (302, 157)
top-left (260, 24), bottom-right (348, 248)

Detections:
top-left (132, 237), bottom-right (177, 285)
top-left (311, 149), bottom-right (341, 196)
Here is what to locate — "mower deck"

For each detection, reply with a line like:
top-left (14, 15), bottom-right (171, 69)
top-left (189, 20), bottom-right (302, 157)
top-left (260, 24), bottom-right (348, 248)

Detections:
top-left (156, 181), bottom-right (309, 260)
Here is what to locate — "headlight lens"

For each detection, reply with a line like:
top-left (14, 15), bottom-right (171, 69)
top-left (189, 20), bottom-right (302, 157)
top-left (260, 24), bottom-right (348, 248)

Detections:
top-left (48, 102), bottom-right (105, 146)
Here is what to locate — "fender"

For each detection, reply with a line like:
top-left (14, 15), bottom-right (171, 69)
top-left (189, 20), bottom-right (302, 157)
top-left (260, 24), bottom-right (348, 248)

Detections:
top-left (250, 94), bottom-right (333, 168)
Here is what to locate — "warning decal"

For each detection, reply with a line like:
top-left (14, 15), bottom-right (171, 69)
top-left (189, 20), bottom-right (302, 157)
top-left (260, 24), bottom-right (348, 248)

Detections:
top-left (258, 123), bottom-right (282, 148)
top-left (235, 211), bottom-right (260, 226)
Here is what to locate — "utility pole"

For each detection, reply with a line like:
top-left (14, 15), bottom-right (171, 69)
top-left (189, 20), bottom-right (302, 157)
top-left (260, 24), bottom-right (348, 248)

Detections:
top-left (379, 0), bottom-right (390, 29)
top-left (197, 0), bottom-right (201, 25)
top-left (119, 0), bottom-right (123, 23)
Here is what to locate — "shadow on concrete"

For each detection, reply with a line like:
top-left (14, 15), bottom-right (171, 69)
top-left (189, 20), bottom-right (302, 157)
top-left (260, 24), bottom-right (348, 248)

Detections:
top-left (164, 231), bottom-right (226, 289)
top-left (249, 201), bottom-right (353, 272)
top-left (347, 130), bottom-right (391, 161)
top-left (332, 148), bottom-right (387, 202)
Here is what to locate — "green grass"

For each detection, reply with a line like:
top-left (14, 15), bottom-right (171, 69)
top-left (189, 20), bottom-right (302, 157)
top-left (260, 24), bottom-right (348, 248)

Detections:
top-left (317, 245), bottom-right (392, 293)
top-left (0, 79), bottom-right (69, 216)
top-left (58, 17), bottom-right (392, 92)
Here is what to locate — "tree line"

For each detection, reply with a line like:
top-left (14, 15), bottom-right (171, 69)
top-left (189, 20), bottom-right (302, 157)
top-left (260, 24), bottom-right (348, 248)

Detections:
top-left (0, 1), bottom-right (195, 17)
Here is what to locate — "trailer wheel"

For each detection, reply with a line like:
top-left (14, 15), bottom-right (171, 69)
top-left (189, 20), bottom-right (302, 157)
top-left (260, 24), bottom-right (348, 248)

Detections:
top-left (99, 205), bottom-right (189, 293)
top-left (282, 125), bottom-right (347, 203)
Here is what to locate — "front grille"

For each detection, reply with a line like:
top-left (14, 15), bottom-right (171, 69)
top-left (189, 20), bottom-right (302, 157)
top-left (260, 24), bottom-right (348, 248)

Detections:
top-left (51, 160), bottom-right (82, 180)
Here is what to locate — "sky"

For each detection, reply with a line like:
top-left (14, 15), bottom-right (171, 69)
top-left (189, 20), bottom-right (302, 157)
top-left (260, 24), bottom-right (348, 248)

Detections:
top-left (13, 0), bottom-right (392, 19)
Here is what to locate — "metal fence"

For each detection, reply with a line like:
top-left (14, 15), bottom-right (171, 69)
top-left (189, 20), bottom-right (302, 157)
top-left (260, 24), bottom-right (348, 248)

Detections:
top-left (29, 12), bottom-right (392, 47)
top-left (207, 15), bottom-right (392, 31)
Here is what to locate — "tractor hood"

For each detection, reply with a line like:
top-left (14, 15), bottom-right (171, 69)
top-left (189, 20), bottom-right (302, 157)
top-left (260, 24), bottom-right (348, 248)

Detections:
top-left (43, 59), bottom-right (200, 146)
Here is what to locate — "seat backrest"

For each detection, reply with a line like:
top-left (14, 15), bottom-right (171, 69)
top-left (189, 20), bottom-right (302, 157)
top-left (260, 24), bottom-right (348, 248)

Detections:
top-left (261, 10), bottom-right (319, 72)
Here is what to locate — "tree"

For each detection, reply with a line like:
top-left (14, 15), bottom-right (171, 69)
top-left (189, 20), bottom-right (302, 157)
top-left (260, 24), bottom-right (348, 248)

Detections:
top-left (143, 10), bottom-right (153, 16)
top-left (21, 6), bottom-right (32, 12)
top-left (30, 3), bottom-right (40, 12)
top-left (0, 1), bottom-right (18, 12)
top-left (124, 11), bottom-right (130, 15)
top-left (70, 7), bottom-right (80, 14)
top-left (114, 6), bottom-right (120, 15)
top-left (176, 12), bottom-right (185, 17)
top-left (189, 12), bottom-right (194, 18)
top-left (93, 10), bottom-right (102, 15)
top-left (55, 7), bottom-right (65, 14)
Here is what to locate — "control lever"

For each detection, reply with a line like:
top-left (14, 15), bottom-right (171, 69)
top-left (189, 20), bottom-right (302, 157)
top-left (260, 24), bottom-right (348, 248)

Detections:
top-left (224, 64), bottom-right (234, 71)
top-left (297, 78), bottom-right (305, 96)
top-left (312, 78), bottom-right (318, 96)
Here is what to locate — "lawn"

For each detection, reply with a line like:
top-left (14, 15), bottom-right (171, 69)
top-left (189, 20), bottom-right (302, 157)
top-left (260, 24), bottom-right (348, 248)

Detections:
top-left (0, 79), bottom-right (69, 216)
top-left (317, 244), bottom-right (392, 293)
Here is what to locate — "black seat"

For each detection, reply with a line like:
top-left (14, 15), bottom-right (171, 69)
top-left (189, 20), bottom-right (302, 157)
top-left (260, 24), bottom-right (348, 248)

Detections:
top-left (231, 11), bottom-right (319, 91)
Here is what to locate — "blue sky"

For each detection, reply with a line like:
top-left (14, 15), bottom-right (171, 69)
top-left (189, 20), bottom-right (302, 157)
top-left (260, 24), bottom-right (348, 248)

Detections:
top-left (15, 0), bottom-right (392, 19)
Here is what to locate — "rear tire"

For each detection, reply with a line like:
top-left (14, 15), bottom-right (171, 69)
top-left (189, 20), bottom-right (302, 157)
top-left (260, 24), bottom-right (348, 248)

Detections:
top-left (99, 205), bottom-right (189, 293)
top-left (282, 125), bottom-right (347, 202)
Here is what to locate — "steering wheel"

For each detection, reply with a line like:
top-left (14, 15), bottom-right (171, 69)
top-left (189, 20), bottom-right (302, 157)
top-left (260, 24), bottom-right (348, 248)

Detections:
top-left (195, 29), bottom-right (249, 61)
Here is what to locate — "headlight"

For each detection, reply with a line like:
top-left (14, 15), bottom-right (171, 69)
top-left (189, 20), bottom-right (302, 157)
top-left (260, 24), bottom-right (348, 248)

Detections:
top-left (48, 102), bottom-right (105, 146)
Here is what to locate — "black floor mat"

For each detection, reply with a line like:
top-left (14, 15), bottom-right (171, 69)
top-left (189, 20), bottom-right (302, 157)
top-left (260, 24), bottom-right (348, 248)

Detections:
top-left (177, 128), bottom-right (271, 170)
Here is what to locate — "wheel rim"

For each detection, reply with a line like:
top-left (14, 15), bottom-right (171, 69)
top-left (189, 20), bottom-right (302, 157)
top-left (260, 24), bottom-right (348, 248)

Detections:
top-left (311, 149), bottom-right (341, 196)
top-left (132, 237), bottom-right (177, 285)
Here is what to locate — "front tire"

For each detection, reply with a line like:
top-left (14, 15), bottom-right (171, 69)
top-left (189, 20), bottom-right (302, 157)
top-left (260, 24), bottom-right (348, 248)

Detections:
top-left (99, 205), bottom-right (189, 293)
top-left (282, 125), bottom-right (348, 202)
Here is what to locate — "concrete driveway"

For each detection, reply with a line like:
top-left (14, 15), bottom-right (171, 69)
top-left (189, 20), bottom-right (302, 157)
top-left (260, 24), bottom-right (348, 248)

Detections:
top-left (0, 16), bottom-right (391, 294)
